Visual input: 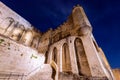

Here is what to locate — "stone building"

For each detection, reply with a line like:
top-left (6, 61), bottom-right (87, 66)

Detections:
top-left (0, 1), bottom-right (119, 80)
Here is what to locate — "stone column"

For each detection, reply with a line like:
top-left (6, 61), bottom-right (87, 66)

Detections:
top-left (81, 34), bottom-right (106, 77)
top-left (68, 36), bottom-right (78, 74)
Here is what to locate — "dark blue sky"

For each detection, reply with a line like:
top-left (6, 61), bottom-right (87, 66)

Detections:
top-left (1, 0), bottom-right (120, 68)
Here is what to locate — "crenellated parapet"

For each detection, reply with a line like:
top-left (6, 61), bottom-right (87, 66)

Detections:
top-left (0, 2), bottom-right (94, 52)
top-left (0, 2), bottom-right (116, 80)
top-left (45, 5), bottom-right (93, 45)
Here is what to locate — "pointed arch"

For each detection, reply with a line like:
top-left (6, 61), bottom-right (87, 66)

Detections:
top-left (62, 43), bottom-right (71, 72)
top-left (10, 24), bottom-right (25, 41)
top-left (52, 47), bottom-right (57, 64)
top-left (22, 30), bottom-right (33, 46)
top-left (31, 36), bottom-right (40, 49)
top-left (74, 38), bottom-right (91, 76)
top-left (0, 17), bottom-right (14, 34)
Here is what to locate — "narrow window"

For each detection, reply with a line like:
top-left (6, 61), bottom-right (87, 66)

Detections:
top-left (52, 47), bottom-right (57, 64)
top-left (62, 43), bottom-right (71, 72)
top-left (74, 38), bottom-right (91, 76)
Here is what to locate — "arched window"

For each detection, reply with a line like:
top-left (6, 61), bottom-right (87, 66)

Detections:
top-left (22, 30), bottom-right (33, 46)
top-left (62, 43), bottom-right (71, 72)
top-left (0, 17), bottom-right (14, 34)
top-left (11, 24), bottom-right (25, 41)
top-left (74, 38), bottom-right (91, 76)
top-left (52, 47), bottom-right (57, 64)
top-left (31, 36), bottom-right (40, 49)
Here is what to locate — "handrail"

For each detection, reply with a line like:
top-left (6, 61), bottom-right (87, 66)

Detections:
top-left (27, 65), bottom-right (43, 76)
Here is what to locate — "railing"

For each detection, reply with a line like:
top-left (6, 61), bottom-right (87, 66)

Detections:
top-left (0, 71), bottom-right (27, 80)
top-left (27, 65), bottom-right (43, 76)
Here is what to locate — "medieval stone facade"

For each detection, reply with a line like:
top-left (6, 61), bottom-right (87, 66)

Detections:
top-left (0, 1), bottom-right (119, 80)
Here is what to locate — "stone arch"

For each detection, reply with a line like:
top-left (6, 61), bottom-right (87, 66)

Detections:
top-left (10, 24), bottom-right (25, 41)
top-left (52, 47), bottom-right (57, 64)
top-left (31, 36), bottom-right (40, 49)
top-left (74, 38), bottom-right (91, 76)
top-left (0, 17), bottom-right (14, 34)
top-left (62, 43), bottom-right (71, 72)
top-left (22, 30), bottom-right (33, 46)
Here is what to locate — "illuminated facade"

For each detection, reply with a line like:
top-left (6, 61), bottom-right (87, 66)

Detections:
top-left (0, 1), bottom-right (119, 80)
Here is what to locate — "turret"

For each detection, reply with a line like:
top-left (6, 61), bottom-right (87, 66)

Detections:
top-left (72, 5), bottom-right (92, 35)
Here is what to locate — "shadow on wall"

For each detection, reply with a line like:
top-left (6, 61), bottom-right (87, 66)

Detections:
top-left (0, 17), bottom-right (41, 49)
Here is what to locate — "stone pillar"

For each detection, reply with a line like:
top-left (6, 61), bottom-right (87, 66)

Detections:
top-left (58, 45), bottom-right (62, 72)
top-left (98, 48), bottom-right (115, 80)
top-left (81, 34), bottom-right (106, 77)
top-left (68, 37), bottom-right (78, 74)
top-left (91, 34), bottom-right (115, 79)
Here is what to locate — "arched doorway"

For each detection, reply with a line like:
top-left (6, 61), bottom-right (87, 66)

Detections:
top-left (62, 43), bottom-right (71, 72)
top-left (74, 38), bottom-right (91, 76)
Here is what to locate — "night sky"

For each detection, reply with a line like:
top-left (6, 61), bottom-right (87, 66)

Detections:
top-left (1, 0), bottom-right (120, 68)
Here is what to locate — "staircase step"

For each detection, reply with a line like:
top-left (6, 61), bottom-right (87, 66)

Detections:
top-left (27, 64), bottom-right (53, 80)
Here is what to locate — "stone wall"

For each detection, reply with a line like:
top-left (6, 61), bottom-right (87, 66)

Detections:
top-left (0, 2), bottom-right (42, 50)
top-left (0, 35), bottom-right (45, 74)
top-left (47, 35), bottom-right (113, 79)
top-left (0, 2), bottom-right (116, 80)
top-left (0, 2), bottom-right (32, 34)
top-left (27, 64), bottom-right (53, 80)
top-left (112, 69), bottom-right (120, 80)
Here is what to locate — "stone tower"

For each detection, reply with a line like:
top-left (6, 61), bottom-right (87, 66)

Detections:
top-left (46, 5), bottom-right (115, 80)
top-left (0, 1), bottom-right (117, 80)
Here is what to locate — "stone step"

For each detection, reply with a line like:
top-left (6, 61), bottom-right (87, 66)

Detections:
top-left (59, 72), bottom-right (108, 80)
top-left (27, 64), bottom-right (53, 80)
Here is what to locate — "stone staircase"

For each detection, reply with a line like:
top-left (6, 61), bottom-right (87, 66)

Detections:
top-left (0, 71), bottom-right (26, 80)
top-left (27, 64), bottom-right (53, 80)
top-left (59, 72), bottom-right (108, 80)
top-left (0, 64), bottom-right (53, 80)
top-left (0, 66), bottom-right (109, 80)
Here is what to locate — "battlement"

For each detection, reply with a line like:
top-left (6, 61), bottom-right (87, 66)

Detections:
top-left (0, 2), bottom-right (93, 53)
top-left (0, 2), bottom-right (116, 80)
